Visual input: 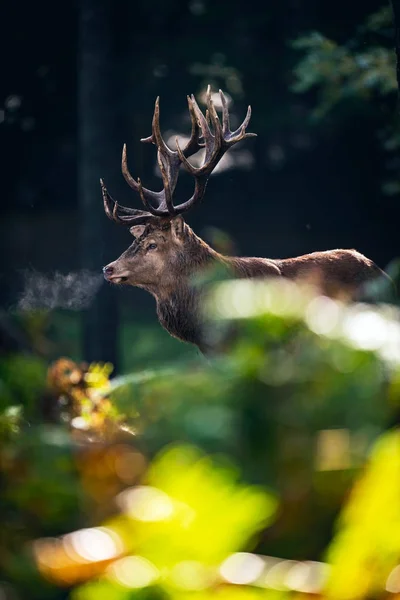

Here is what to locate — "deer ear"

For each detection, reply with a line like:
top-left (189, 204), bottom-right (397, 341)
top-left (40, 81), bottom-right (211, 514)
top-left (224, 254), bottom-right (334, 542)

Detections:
top-left (171, 216), bottom-right (185, 240)
top-left (130, 225), bottom-right (146, 238)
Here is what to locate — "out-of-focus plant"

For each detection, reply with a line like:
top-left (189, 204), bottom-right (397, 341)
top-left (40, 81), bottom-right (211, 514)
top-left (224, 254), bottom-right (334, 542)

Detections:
top-left (1, 277), bottom-right (400, 600)
top-left (0, 355), bottom-right (133, 600)
top-left (326, 428), bottom-right (400, 599)
top-left (0, 405), bottom-right (23, 440)
top-left (292, 7), bottom-right (396, 117)
top-left (33, 444), bottom-right (276, 596)
top-left (0, 353), bottom-right (47, 417)
top-left (47, 358), bottom-right (127, 441)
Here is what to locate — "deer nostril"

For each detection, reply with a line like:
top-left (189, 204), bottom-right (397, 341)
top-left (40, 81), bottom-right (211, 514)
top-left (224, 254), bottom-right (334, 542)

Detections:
top-left (103, 265), bottom-right (114, 276)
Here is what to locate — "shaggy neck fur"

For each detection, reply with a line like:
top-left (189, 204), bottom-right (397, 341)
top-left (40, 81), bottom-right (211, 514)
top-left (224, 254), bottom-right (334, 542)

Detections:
top-left (150, 227), bottom-right (220, 349)
top-left (148, 225), bottom-right (281, 348)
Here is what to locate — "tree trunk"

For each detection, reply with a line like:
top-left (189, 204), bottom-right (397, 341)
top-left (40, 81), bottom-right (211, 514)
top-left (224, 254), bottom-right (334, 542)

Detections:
top-left (78, 0), bottom-right (119, 368)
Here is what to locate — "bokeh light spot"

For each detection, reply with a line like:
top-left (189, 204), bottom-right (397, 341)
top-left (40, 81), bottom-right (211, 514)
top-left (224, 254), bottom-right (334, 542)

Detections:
top-left (306, 295), bottom-right (341, 336)
top-left (263, 560), bottom-right (296, 590)
top-left (285, 560), bottom-right (329, 593)
top-left (220, 552), bottom-right (265, 585)
top-left (63, 527), bottom-right (122, 563)
top-left (71, 416), bottom-right (89, 430)
top-left (109, 556), bottom-right (159, 588)
top-left (386, 564), bottom-right (400, 593)
top-left (343, 310), bottom-right (388, 350)
top-left (117, 485), bottom-right (174, 521)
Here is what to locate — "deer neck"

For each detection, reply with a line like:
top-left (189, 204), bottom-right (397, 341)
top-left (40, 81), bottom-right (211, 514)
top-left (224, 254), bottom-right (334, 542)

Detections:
top-left (155, 283), bottom-right (203, 346)
top-left (151, 230), bottom-right (223, 347)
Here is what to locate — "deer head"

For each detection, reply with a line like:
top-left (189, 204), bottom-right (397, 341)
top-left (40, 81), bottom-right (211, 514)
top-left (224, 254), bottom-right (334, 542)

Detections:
top-left (102, 87), bottom-right (256, 291)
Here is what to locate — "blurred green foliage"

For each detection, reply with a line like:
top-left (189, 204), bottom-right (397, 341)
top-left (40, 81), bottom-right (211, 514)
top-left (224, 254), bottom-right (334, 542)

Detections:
top-left (326, 429), bottom-right (400, 599)
top-left (73, 445), bottom-right (277, 599)
top-left (292, 5), bottom-right (400, 195)
top-left (1, 278), bottom-right (400, 599)
top-left (292, 7), bottom-right (397, 117)
top-left (0, 353), bottom-right (47, 418)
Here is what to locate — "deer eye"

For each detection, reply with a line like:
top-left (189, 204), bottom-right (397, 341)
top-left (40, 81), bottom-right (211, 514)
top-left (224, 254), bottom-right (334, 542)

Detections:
top-left (148, 243), bottom-right (157, 250)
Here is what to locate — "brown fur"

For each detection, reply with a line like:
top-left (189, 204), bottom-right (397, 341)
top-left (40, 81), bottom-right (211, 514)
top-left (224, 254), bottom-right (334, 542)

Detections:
top-left (103, 216), bottom-right (388, 351)
top-left (228, 249), bottom-right (384, 298)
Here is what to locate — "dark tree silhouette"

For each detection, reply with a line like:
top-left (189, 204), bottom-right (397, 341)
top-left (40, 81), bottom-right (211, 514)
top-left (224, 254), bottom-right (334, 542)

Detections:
top-left (78, 0), bottom-right (119, 366)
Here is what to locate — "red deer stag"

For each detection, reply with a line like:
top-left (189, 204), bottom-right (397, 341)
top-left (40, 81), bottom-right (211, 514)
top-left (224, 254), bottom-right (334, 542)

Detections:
top-left (102, 87), bottom-right (386, 351)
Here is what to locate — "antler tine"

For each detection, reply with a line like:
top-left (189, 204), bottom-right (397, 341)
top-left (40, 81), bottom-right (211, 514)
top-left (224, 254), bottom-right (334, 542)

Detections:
top-left (176, 86), bottom-right (246, 179)
top-left (152, 97), bottom-right (175, 159)
top-left (136, 176), bottom-right (172, 217)
top-left (122, 143), bottom-right (167, 213)
top-left (219, 89), bottom-right (230, 135)
top-left (101, 179), bottom-right (121, 223)
top-left (204, 85), bottom-right (223, 159)
top-left (229, 105), bottom-right (257, 141)
top-left (141, 95), bottom-right (202, 159)
top-left (181, 95), bottom-right (203, 158)
top-left (172, 174), bottom-right (209, 215)
top-left (139, 96), bottom-right (190, 213)
top-left (175, 136), bottom-right (200, 175)
top-left (190, 94), bottom-right (215, 162)
top-left (149, 97), bottom-right (184, 203)
top-left (175, 97), bottom-right (222, 179)
top-left (156, 150), bottom-right (176, 215)
top-left (140, 97), bottom-right (173, 156)
top-left (147, 95), bottom-right (203, 147)
top-left (121, 143), bottom-right (139, 191)
top-left (108, 86), bottom-right (256, 222)
top-left (206, 85), bottom-right (222, 138)
top-left (172, 86), bottom-right (256, 215)
top-left (101, 179), bottom-right (152, 225)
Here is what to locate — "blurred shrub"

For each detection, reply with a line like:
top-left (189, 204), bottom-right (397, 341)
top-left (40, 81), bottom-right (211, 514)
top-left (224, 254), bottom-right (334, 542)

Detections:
top-left (0, 278), bottom-right (400, 599)
top-left (0, 353), bottom-right (47, 417)
top-left (292, 5), bottom-right (400, 195)
top-left (292, 6), bottom-right (396, 114)
top-left (326, 429), bottom-right (400, 599)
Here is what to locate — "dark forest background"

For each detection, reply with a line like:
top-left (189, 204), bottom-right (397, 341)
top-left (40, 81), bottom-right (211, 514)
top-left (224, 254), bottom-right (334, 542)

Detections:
top-left (1, 0), bottom-right (398, 369)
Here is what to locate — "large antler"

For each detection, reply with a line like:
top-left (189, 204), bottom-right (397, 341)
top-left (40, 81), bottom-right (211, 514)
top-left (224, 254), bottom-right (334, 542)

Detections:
top-left (102, 86), bottom-right (256, 226)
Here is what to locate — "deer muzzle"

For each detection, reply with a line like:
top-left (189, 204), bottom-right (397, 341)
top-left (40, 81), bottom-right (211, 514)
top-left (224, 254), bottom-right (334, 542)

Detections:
top-left (102, 264), bottom-right (129, 284)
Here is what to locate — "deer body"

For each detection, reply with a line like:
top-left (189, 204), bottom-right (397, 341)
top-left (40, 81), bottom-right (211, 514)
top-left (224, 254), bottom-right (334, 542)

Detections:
top-left (105, 218), bottom-right (384, 350)
top-left (101, 88), bottom-right (386, 351)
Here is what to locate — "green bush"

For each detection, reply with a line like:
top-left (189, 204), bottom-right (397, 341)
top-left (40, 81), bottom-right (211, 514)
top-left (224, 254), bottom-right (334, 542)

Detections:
top-left (1, 278), bottom-right (399, 600)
